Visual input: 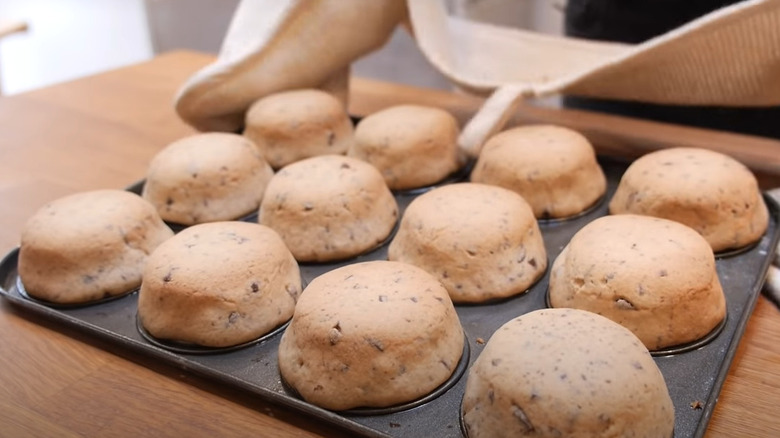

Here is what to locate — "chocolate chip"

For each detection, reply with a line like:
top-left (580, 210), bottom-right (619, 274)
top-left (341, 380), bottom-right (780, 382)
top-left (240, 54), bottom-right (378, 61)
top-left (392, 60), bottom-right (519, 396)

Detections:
top-left (367, 338), bottom-right (384, 352)
top-left (285, 284), bottom-right (299, 298)
top-left (511, 404), bottom-right (535, 433)
top-left (329, 323), bottom-right (342, 345)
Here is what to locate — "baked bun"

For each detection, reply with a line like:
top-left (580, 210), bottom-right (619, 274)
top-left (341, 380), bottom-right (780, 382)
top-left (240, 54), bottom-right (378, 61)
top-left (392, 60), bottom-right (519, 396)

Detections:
top-left (549, 214), bottom-right (726, 350)
top-left (18, 190), bottom-right (173, 304)
top-left (142, 132), bottom-right (273, 225)
top-left (388, 183), bottom-right (546, 303)
top-left (138, 221), bottom-right (300, 348)
top-left (470, 125), bottom-right (606, 219)
top-left (278, 260), bottom-right (464, 411)
top-left (244, 89), bottom-right (353, 169)
top-left (347, 105), bottom-right (464, 190)
top-left (259, 155), bottom-right (398, 262)
top-left (609, 147), bottom-right (768, 252)
top-left (462, 308), bottom-right (674, 438)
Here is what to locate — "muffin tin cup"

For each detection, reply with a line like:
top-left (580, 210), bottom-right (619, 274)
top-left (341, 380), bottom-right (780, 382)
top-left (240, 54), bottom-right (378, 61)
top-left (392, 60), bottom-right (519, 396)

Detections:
top-left (535, 191), bottom-right (607, 224)
top-left (134, 274), bottom-right (309, 355)
top-left (1, 156), bottom-right (779, 438)
top-left (15, 276), bottom-right (138, 309)
top-left (457, 402), bottom-right (676, 438)
top-left (542, 288), bottom-right (730, 356)
top-left (652, 315), bottom-right (728, 357)
top-left (279, 336), bottom-right (471, 417)
top-left (296, 219), bottom-right (400, 266)
top-left (714, 239), bottom-right (763, 259)
top-left (124, 180), bottom-right (260, 232)
top-left (136, 314), bottom-right (290, 355)
top-left (391, 159), bottom-right (475, 197)
top-left (451, 259), bottom-right (548, 307)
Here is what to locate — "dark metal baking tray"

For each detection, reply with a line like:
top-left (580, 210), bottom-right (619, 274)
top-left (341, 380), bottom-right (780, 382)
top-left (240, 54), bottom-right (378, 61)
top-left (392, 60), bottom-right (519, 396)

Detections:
top-left (1, 157), bottom-right (778, 438)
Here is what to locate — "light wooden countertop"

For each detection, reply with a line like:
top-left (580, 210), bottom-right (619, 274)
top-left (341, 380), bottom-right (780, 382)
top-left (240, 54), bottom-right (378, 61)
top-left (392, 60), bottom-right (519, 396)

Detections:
top-left (1, 51), bottom-right (779, 437)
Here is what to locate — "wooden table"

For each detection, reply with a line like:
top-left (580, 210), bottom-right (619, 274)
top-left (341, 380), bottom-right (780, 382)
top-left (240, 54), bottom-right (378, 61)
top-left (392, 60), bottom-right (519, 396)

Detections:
top-left (1, 51), bottom-right (779, 437)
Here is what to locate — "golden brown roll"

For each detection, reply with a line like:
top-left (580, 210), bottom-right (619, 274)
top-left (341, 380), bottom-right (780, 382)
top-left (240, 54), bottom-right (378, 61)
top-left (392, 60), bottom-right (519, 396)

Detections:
top-left (19, 190), bottom-right (173, 304)
top-left (609, 147), bottom-right (768, 252)
top-left (471, 124), bottom-right (606, 218)
top-left (138, 221), bottom-right (300, 348)
top-left (278, 260), bottom-right (464, 410)
top-left (549, 214), bottom-right (726, 350)
top-left (142, 132), bottom-right (273, 225)
top-left (244, 89), bottom-right (354, 169)
top-left (462, 308), bottom-right (674, 438)
top-left (259, 155), bottom-right (398, 262)
top-left (388, 183), bottom-right (546, 303)
top-left (348, 104), bottom-right (464, 190)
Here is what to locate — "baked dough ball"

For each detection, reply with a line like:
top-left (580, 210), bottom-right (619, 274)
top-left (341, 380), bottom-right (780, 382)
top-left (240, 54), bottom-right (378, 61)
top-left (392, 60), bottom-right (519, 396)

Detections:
top-left (462, 308), bottom-right (674, 438)
top-left (18, 190), bottom-right (173, 304)
top-left (609, 147), bottom-right (768, 252)
top-left (244, 89), bottom-right (353, 169)
top-left (470, 124), bottom-right (607, 219)
top-left (549, 214), bottom-right (726, 350)
top-left (278, 260), bottom-right (464, 411)
top-left (138, 221), bottom-right (301, 348)
top-left (259, 155), bottom-right (398, 262)
top-left (142, 132), bottom-right (273, 226)
top-left (388, 183), bottom-right (546, 303)
top-left (347, 105), bottom-right (464, 190)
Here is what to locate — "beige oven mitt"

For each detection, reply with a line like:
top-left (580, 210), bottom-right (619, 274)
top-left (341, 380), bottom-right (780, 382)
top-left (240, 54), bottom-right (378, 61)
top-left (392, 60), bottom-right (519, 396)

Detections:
top-left (174, 0), bottom-right (406, 132)
top-left (404, 0), bottom-right (780, 156)
top-left (176, 0), bottom-right (780, 154)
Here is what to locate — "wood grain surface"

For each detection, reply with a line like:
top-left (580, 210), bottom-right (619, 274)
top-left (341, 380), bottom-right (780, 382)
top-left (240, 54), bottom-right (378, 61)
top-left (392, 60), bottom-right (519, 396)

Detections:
top-left (0, 51), bottom-right (778, 437)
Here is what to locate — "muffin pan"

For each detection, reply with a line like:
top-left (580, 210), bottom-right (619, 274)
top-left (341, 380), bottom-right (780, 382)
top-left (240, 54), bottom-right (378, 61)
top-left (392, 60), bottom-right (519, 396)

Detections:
top-left (1, 156), bottom-right (778, 438)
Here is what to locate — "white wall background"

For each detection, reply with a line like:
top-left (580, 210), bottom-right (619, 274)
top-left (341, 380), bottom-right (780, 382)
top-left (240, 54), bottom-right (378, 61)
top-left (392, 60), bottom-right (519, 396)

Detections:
top-left (0, 0), bottom-right (153, 95)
